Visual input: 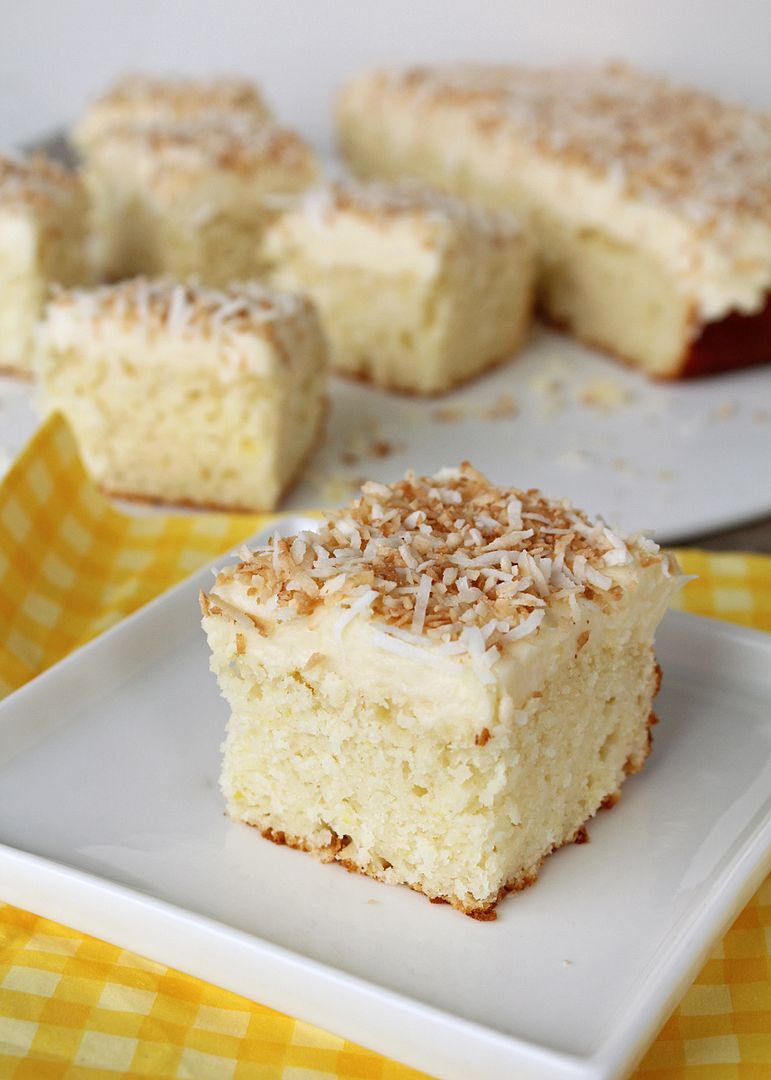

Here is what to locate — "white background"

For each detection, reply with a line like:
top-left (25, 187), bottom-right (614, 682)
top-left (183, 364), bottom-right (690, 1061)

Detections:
top-left (2, 0), bottom-right (769, 150)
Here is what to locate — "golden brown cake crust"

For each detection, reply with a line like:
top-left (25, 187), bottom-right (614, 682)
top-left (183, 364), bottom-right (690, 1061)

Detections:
top-left (679, 293), bottom-right (771, 378)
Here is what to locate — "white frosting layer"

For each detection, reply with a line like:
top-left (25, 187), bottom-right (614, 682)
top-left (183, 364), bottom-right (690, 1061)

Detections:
top-left (206, 555), bottom-right (679, 733)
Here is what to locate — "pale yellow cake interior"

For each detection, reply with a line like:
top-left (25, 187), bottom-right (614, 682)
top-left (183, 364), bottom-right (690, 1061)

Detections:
top-left (264, 184), bottom-right (534, 394)
top-left (0, 158), bottom-right (88, 376)
top-left (36, 281), bottom-right (327, 511)
top-left (84, 122), bottom-right (319, 285)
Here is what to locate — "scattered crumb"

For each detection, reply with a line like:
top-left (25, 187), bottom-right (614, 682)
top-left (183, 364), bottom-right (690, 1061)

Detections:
top-left (555, 448), bottom-right (591, 472)
top-left (580, 378), bottom-right (635, 413)
top-left (562, 959), bottom-right (573, 967)
top-left (481, 393), bottom-right (519, 420)
top-left (753, 409), bottom-right (769, 424)
top-left (710, 400), bottom-right (738, 422)
top-left (340, 451), bottom-right (359, 467)
top-left (370, 439), bottom-right (396, 459)
top-left (529, 374), bottom-right (566, 418)
top-left (658, 468), bottom-right (674, 482)
top-left (367, 899), bottom-right (380, 906)
top-left (611, 457), bottom-right (640, 478)
top-left (431, 405), bottom-right (466, 423)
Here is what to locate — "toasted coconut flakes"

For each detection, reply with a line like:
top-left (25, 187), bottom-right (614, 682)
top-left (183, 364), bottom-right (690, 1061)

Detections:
top-left (505, 608), bottom-right (545, 641)
top-left (210, 464), bottom-right (666, 664)
top-left (585, 565), bottom-right (613, 591)
top-left (411, 574), bottom-right (433, 635)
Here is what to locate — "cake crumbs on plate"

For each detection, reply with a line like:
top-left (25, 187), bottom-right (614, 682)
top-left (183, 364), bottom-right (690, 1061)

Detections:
top-left (580, 378), bottom-right (636, 413)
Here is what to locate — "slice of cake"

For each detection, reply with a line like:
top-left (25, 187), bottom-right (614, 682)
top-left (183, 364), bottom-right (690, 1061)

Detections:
top-left (83, 117), bottom-right (319, 284)
top-left (0, 154), bottom-right (88, 377)
top-left (336, 63), bottom-right (771, 378)
top-left (72, 73), bottom-right (272, 153)
top-left (201, 465), bottom-right (683, 918)
top-left (262, 181), bottom-right (533, 394)
top-left (36, 278), bottom-right (327, 511)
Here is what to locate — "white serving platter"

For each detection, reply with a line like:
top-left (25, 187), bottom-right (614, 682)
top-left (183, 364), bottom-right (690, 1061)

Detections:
top-left (1, 517), bottom-right (769, 1080)
top-left (2, 325), bottom-right (770, 545)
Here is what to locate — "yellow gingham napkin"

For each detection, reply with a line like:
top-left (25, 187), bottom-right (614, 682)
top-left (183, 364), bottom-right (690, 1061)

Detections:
top-left (1, 414), bottom-right (769, 1079)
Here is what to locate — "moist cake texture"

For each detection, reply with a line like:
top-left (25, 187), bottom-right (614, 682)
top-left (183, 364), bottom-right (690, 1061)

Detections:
top-left (336, 62), bottom-right (771, 378)
top-left (0, 154), bottom-right (89, 376)
top-left (263, 181), bottom-right (534, 394)
top-left (36, 278), bottom-right (327, 510)
top-left (72, 73), bottom-right (272, 152)
top-left (202, 465), bottom-right (683, 917)
top-left (82, 116), bottom-right (319, 284)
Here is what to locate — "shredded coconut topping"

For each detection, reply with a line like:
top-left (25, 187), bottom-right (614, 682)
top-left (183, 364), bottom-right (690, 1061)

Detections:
top-left (46, 277), bottom-right (308, 342)
top-left (85, 73), bottom-right (269, 119)
top-left (90, 115), bottom-right (317, 177)
top-left (295, 180), bottom-right (524, 240)
top-left (216, 464), bottom-right (663, 658)
top-left (362, 62), bottom-right (771, 230)
top-left (0, 153), bottom-right (82, 210)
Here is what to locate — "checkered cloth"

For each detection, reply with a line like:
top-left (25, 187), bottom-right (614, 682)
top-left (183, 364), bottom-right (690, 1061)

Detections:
top-left (1, 414), bottom-right (769, 1078)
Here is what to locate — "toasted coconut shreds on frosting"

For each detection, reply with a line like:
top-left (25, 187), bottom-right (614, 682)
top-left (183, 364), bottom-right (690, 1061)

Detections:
top-left (46, 277), bottom-right (307, 338)
top-left (0, 153), bottom-right (80, 209)
top-left (295, 180), bottom-right (524, 239)
top-left (214, 465), bottom-right (670, 670)
top-left (95, 117), bottom-right (315, 175)
top-left (363, 63), bottom-right (771, 230)
top-left (91, 74), bottom-right (267, 114)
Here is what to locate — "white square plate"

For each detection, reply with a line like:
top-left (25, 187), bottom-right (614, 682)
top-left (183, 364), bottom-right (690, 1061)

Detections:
top-left (1, 517), bottom-right (770, 1080)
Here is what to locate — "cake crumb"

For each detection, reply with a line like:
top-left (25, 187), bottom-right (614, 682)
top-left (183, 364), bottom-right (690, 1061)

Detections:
top-left (612, 457), bottom-right (640, 477)
top-left (753, 409), bottom-right (769, 424)
top-left (432, 405), bottom-right (466, 423)
top-left (482, 393), bottom-right (519, 420)
top-left (529, 374), bottom-right (566, 418)
top-left (580, 378), bottom-right (635, 412)
top-left (711, 400), bottom-right (738, 422)
top-left (658, 468), bottom-right (675, 482)
top-left (562, 959), bottom-right (573, 967)
top-left (370, 439), bottom-right (397, 459)
top-left (340, 451), bottom-right (359, 466)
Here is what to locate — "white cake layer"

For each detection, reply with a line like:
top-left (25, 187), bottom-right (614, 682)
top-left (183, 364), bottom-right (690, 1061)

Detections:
top-left (36, 279), bottom-right (328, 510)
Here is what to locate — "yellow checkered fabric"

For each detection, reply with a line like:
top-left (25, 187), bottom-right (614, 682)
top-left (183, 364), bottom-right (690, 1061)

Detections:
top-left (1, 414), bottom-right (769, 1078)
top-left (0, 414), bottom-right (270, 699)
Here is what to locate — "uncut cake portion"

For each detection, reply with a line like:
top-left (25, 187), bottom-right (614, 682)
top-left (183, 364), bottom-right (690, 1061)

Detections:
top-left (36, 278), bottom-right (327, 511)
top-left (0, 154), bottom-right (88, 376)
top-left (83, 117), bottom-right (319, 284)
top-left (72, 73), bottom-right (272, 153)
top-left (337, 63), bottom-right (771, 378)
top-left (262, 181), bottom-right (533, 394)
top-left (201, 465), bottom-right (683, 918)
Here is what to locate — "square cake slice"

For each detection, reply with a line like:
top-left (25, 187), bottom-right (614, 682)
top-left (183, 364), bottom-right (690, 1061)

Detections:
top-left (36, 278), bottom-right (327, 511)
top-left (336, 63), bottom-right (771, 378)
top-left (83, 118), bottom-right (319, 285)
top-left (263, 181), bottom-right (533, 394)
top-left (72, 73), bottom-right (272, 153)
top-left (0, 154), bottom-right (88, 377)
top-left (202, 465), bottom-right (683, 918)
